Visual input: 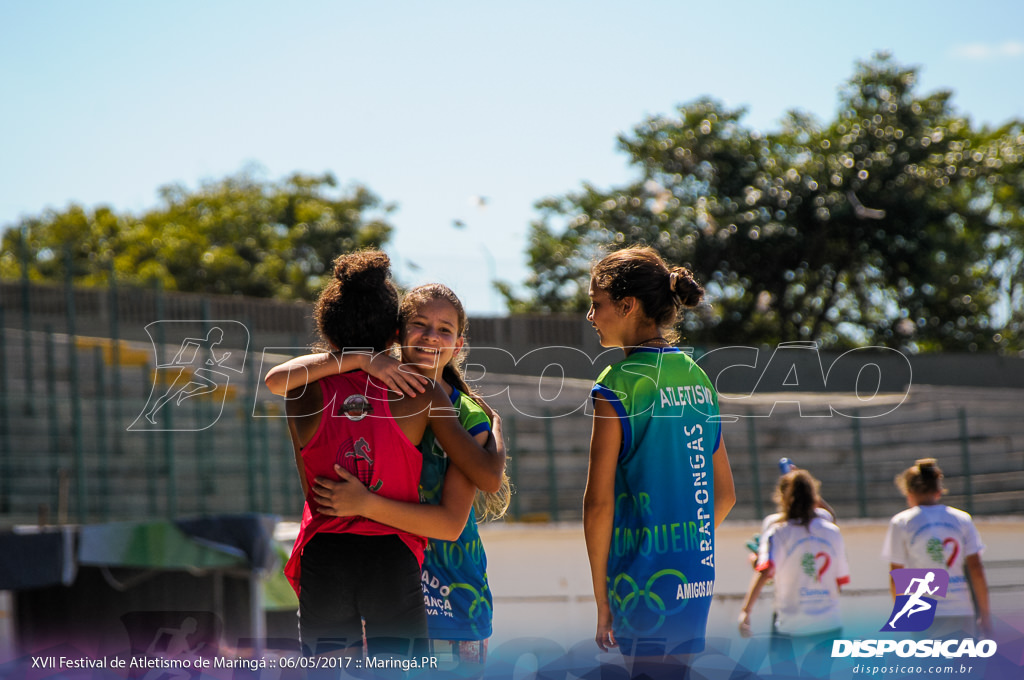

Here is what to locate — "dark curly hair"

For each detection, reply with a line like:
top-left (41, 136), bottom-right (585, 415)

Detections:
top-left (313, 250), bottom-right (399, 353)
top-left (591, 246), bottom-right (704, 340)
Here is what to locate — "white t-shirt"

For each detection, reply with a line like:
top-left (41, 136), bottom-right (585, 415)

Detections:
top-left (756, 517), bottom-right (850, 636)
top-left (881, 504), bottom-right (984, 617)
top-left (760, 507), bottom-right (835, 538)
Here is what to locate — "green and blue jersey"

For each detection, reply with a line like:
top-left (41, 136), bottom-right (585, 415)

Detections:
top-left (592, 347), bottom-right (722, 655)
top-left (418, 387), bottom-right (493, 641)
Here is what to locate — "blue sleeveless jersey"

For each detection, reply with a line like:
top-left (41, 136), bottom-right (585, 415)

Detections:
top-left (592, 347), bottom-right (721, 655)
top-left (418, 388), bottom-right (493, 641)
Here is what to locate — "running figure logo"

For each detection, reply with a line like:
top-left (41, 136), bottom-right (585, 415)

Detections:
top-left (882, 568), bottom-right (950, 632)
top-left (130, 321), bottom-right (249, 431)
top-left (337, 437), bottom-right (383, 491)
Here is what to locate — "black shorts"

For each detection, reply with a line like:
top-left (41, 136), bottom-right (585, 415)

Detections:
top-left (298, 533), bottom-right (427, 656)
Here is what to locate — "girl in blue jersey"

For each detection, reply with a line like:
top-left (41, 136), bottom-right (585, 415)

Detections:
top-left (583, 246), bottom-right (736, 666)
top-left (266, 283), bottom-right (509, 672)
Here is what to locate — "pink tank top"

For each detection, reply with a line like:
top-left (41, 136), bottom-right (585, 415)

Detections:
top-left (285, 371), bottom-right (426, 594)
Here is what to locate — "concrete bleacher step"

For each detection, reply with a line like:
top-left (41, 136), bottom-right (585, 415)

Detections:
top-left (947, 491), bottom-right (1024, 515)
top-left (5, 326), bottom-right (1024, 526)
top-left (74, 336), bottom-right (152, 367)
top-left (960, 469), bottom-right (1024, 493)
top-left (2, 385), bottom-right (291, 523)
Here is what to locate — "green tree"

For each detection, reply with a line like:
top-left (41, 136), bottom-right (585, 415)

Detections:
top-left (509, 54), bottom-right (1024, 352)
top-left (1, 169), bottom-right (394, 300)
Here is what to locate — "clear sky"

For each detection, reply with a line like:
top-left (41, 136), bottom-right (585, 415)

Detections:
top-left (2, 1), bottom-right (1022, 314)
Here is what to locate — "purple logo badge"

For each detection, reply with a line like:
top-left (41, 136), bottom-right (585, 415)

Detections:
top-left (882, 568), bottom-right (949, 632)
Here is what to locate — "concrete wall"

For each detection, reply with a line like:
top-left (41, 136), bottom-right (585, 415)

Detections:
top-left (480, 519), bottom-right (1024, 662)
top-left (4, 281), bottom-right (1023, 389)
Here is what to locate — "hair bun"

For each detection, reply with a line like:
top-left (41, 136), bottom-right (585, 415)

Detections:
top-left (670, 266), bottom-right (704, 307)
top-left (916, 458), bottom-right (941, 480)
top-left (897, 457), bottom-right (944, 497)
top-left (333, 250), bottom-right (392, 292)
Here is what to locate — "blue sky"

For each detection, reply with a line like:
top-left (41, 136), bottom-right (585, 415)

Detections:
top-left (2, 1), bottom-right (1023, 314)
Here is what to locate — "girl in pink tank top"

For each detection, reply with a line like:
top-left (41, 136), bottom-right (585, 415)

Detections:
top-left (276, 251), bottom-right (504, 659)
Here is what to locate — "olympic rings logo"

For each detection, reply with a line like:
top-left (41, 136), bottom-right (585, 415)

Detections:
top-left (424, 578), bottom-right (493, 639)
top-left (609, 569), bottom-right (690, 635)
top-left (449, 582), bottom-right (493, 637)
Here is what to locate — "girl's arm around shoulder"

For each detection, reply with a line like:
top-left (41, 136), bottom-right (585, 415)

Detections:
top-left (265, 351), bottom-right (351, 397)
top-left (265, 350), bottom-right (428, 397)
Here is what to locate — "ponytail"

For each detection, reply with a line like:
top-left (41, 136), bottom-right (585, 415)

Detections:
top-left (778, 470), bottom-right (820, 528)
top-left (896, 457), bottom-right (945, 497)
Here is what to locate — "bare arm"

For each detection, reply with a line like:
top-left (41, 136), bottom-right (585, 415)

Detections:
top-left (265, 351), bottom-right (428, 397)
top-left (738, 569), bottom-right (772, 637)
top-left (313, 462), bottom-right (476, 541)
top-left (965, 553), bottom-right (992, 636)
top-left (713, 437), bottom-right (736, 528)
top-left (285, 383), bottom-right (326, 446)
top-left (583, 395), bottom-right (622, 651)
top-left (889, 562), bottom-right (904, 599)
top-left (265, 352), bottom-right (350, 396)
top-left (286, 416), bottom-right (310, 498)
top-left (284, 383), bottom-right (325, 497)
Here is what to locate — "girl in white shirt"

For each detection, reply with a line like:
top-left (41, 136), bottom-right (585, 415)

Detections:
top-left (739, 470), bottom-right (850, 643)
top-left (881, 457), bottom-right (992, 637)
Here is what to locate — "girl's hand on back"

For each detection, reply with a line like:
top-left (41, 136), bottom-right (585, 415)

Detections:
top-left (366, 352), bottom-right (430, 397)
top-left (313, 465), bottom-right (371, 518)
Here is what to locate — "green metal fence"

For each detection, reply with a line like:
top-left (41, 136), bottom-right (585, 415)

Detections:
top-left (2, 324), bottom-right (1023, 527)
top-left (2, 276), bottom-right (1023, 528)
top-left (496, 402), bottom-right (1024, 524)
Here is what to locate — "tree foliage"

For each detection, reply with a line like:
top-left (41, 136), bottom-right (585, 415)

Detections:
top-left (0, 169), bottom-right (394, 300)
top-left (510, 54), bottom-right (1024, 353)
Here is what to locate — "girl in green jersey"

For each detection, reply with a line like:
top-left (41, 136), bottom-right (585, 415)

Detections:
top-left (583, 246), bottom-right (736, 670)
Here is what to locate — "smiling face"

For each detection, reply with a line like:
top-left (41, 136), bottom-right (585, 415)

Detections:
top-left (399, 297), bottom-right (464, 380)
top-left (587, 278), bottom-right (629, 348)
